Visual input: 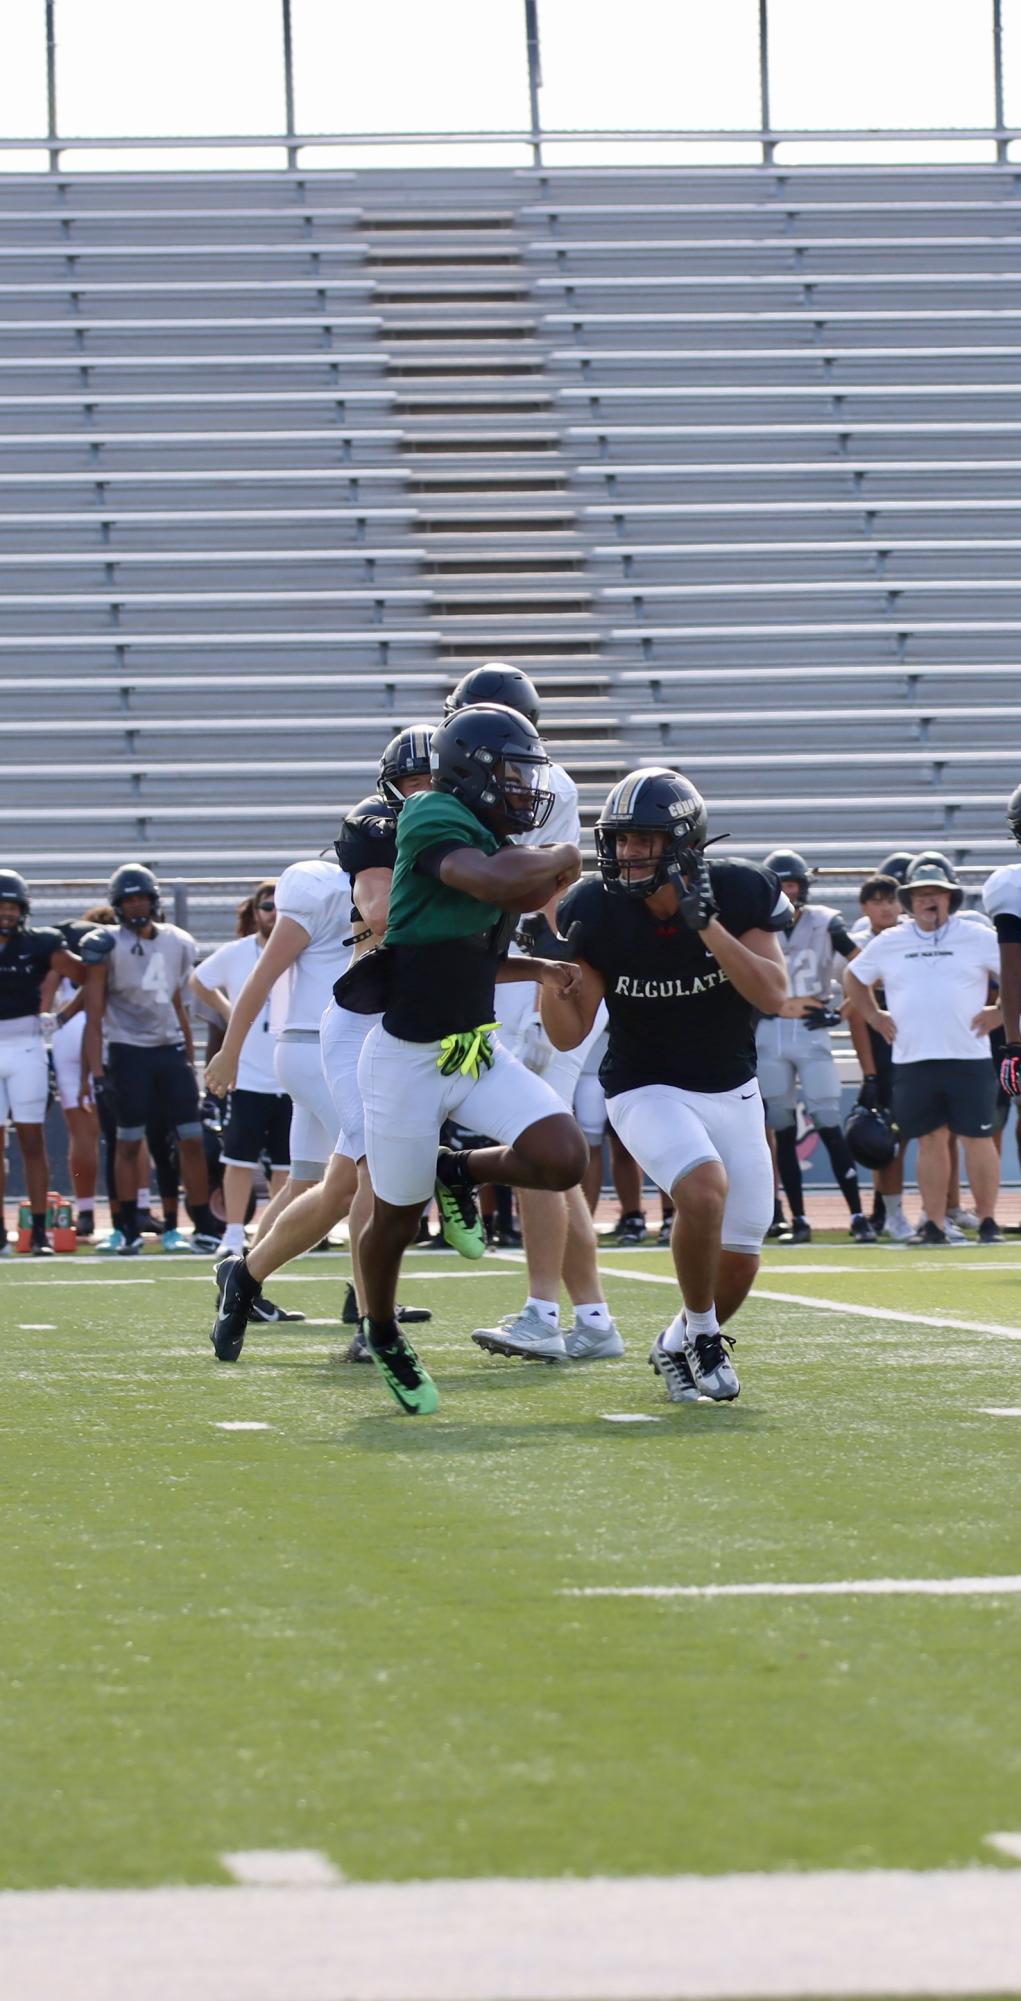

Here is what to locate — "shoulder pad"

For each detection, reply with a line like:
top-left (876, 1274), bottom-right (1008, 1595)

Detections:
top-left (79, 926), bottom-right (117, 964)
top-left (335, 797), bottom-right (397, 875)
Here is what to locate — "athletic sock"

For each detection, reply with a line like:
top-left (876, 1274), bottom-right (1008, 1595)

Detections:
top-left (162, 1201), bottom-right (178, 1232)
top-left (774, 1126), bottom-right (804, 1218)
top-left (119, 1198), bottom-right (139, 1243)
top-left (363, 1314), bottom-right (400, 1349)
top-left (31, 1212), bottom-right (48, 1245)
top-left (525, 1296), bottom-right (559, 1328)
top-left (188, 1201), bottom-right (220, 1237)
top-left (663, 1305), bottom-right (718, 1352)
top-left (818, 1126), bottom-right (863, 1216)
top-left (574, 1302), bottom-right (612, 1330)
top-left (871, 1191), bottom-right (886, 1231)
top-left (137, 1187), bottom-right (151, 1213)
top-left (222, 1222), bottom-right (246, 1253)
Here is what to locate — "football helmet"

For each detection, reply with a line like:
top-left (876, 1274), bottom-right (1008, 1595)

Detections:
top-left (108, 861), bottom-right (162, 928)
top-left (1007, 784), bottom-right (1021, 847)
top-left (595, 768), bottom-right (708, 899)
top-left (377, 723), bottom-right (434, 807)
top-left (443, 662), bottom-right (541, 729)
top-left (0, 866), bottom-right (30, 936)
top-left (764, 848), bottom-right (810, 906)
top-left (878, 850), bottom-right (915, 886)
top-left (898, 854), bottom-right (963, 914)
top-left (334, 796), bottom-right (398, 877)
top-left (429, 704), bottom-right (553, 834)
top-left (844, 1103), bottom-right (899, 1170)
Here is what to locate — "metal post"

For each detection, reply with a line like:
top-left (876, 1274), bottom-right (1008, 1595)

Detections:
top-left (281, 0), bottom-right (298, 169)
top-left (45, 0), bottom-right (59, 173)
top-left (524, 0), bottom-right (543, 166)
top-left (992, 0), bottom-right (1007, 163)
top-left (758, 0), bottom-right (774, 165)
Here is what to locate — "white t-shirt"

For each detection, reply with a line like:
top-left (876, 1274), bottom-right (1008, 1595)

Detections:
top-left (497, 763), bottom-right (582, 1034)
top-left (851, 914), bottom-right (1000, 1065)
top-left (272, 858), bottom-right (353, 1033)
top-left (983, 862), bottom-right (1021, 928)
top-left (197, 934), bottom-right (282, 1093)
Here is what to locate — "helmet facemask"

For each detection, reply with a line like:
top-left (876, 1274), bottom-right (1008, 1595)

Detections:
top-left (0, 899), bottom-right (25, 938)
top-left (596, 824), bottom-right (703, 900)
top-left (483, 751), bottom-right (554, 835)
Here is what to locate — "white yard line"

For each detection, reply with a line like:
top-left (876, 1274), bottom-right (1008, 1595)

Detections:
top-left (600, 1264), bottom-right (1021, 1342)
top-left (214, 1422), bottom-right (272, 1433)
top-left (221, 1850), bottom-right (342, 1886)
top-left (981, 1407), bottom-right (1021, 1416)
top-left (564, 1575), bottom-right (1021, 1600)
top-left (988, 1832), bottom-right (1021, 1861)
top-left (5, 1868), bottom-right (1021, 2000)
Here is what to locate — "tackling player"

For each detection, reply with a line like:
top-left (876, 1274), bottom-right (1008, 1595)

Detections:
top-left (0, 867), bottom-right (84, 1255)
top-left (541, 770), bottom-right (790, 1406)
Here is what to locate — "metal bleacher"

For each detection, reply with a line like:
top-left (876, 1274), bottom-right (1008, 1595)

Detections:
top-left (1, 159), bottom-right (1019, 937)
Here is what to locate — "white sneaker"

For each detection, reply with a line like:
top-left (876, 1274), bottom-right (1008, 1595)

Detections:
top-left (649, 1327), bottom-right (740, 1403)
top-left (943, 1219), bottom-right (969, 1245)
top-left (947, 1207), bottom-right (979, 1232)
top-left (649, 1332), bottom-right (699, 1403)
top-left (472, 1306), bottom-right (567, 1361)
top-left (885, 1211), bottom-right (916, 1243)
top-left (565, 1318), bottom-right (625, 1360)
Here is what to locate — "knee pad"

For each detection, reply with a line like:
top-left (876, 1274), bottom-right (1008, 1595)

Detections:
top-left (115, 1123), bottom-right (146, 1143)
top-left (766, 1104), bottom-right (797, 1133)
top-left (176, 1120), bottom-right (204, 1142)
top-left (806, 1102), bottom-right (842, 1132)
top-left (290, 1158), bottom-right (326, 1184)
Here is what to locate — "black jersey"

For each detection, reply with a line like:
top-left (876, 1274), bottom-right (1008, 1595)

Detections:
top-left (0, 925), bottom-right (62, 1021)
top-left (558, 859), bottom-right (789, 1096)
top-left (58, 919), bottom-right (92, 954)
top-left (335, 795), bottom-right (398, 923)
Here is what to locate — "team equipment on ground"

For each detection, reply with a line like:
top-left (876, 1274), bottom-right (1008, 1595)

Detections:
top-left (844, 1103), bottom-right (900, 1169)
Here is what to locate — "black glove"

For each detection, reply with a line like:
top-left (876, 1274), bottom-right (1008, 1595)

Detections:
top-left (1000, 1042), bottom-right (1021, 1098)
top-left (857, 1073), bottom-right (882, 1112)
top-left (803, 1001), bottom-right (842, 1032)
top-left (673, 854), bottom-right (719, 933)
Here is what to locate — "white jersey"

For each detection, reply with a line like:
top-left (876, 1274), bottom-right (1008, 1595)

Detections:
top-left (105, 923), bottom-right (197, 1048)
top-left (778, 903), bottom-right (852, 1003)
top-left (272, 858), bottom-right (353, 1033)
top-left (851, 912), bottom-right (1000, 1064)
top-left (983, 862), bottom-right (1021, 926)
top-left (497, 763), bottom-right (582, 1035)
top-left (196, 934), bottom-right (282, 1093)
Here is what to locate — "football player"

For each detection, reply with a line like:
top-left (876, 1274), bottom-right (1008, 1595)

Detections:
top-left (444, 665), bottom-right (619, 1363)
top-left (209, 726), bottom-right (436, 1361)
top-left (984, 783), bottom-right (1021, 1109)
top-left (352, 702), bottom-right (587, 1414)
top-left (542, 770), bottom-right (790, 1406)
top-left (80, 863), bottom-right (221, 1254)
top-left (755, 848), bottom-right (875, 1246)
top-left (0, 867), bottom-right (84, 1254)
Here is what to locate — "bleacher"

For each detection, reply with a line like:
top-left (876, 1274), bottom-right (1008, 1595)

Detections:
top-left (2, 159), bottom-right (1019, 938)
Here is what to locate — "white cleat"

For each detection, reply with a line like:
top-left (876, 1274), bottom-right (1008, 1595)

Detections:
top-left (649, 1328), bottom-right (740, 1403)
top-left (884, 1211), bottom-right (916, 1243)
top-left (565, 1319), bottom-right (625, 1360)
top-left (472, 1306), bottom-right (568, 1361)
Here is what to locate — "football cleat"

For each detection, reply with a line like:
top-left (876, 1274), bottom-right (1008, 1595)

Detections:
top-left (472, 1306), bottom-right (568, 1361)
top-left (565, 1318), bottom-right (625, 1361)
top-left (849, 1215), bottom-right (878, 1245)
top-left (978, 1218), bottom-right (1004, 1244)
top-left (190, 1230), bottom-right (223, 1254)
top-left (649, 1328), bottom-right (740, 1403)
top-left (914, 1221), bottom-right (950, 1247)
top-left (31, 1237), bottom-right (56, 1258)
top-left (343, 1328), bottom-right (374, 1364)
top-left (96, 1228), bottom-right (126, 1255)
top-left (342, 1281), bottom-right (431, 1326)
top-left (779, 1216), bottom-right (812, 1246)
top-left (365, 1318), bottom-right (439, 1415)
top-left (210, 1254), bottom-right (258, 1362)
top-left (434, 1148), bottom-right (486, 1260)
top-left (161, 1228), bottom-right (194, 1255)
top-left (248, 1294), bottom-right (306, 1324)
top-left (885, 1210), bottom-right (916, 1243)
top-left (116, 1235), bottom-right (144, 1257)
top-left (648, 1332), bottom-right (699, 1404)
top-left (611, 1211), bottom-right (647, 1246)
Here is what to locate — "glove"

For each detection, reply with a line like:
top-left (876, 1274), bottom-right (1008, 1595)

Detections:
top-left (857, 1074), bottom-right (882, 1112)
top-left (1000, 1042), bottom-right (1021, 1097)
top-left (436, 1024), bottom-right (499, 1081)
top-left (803, 1001), bottom-right (843, 1032)
top-left (673, 854), bottom-right (719, 933)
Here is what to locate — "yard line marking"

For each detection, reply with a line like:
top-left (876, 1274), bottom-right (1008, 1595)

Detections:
top-left (602, 1412), bottom-right (660, 1424)
top-left (8, 1868), bottom-right (1021, 1999)
top-left (221, 1849), bottom-right (343, 1887)
top-left (18, 1323), bottom-right (55, 1329)
top-left (565, 1575), bottom-right (1021, 1599)
top-left (214, 1422), bottom-right (272, 1433)
top-left (980, 1407), bottom-right (1021, 1417)
top-left (987, 1832), bottom-right (1021, 1861)
top-left (600, 1264), bottom-right (1021, 1342)
top-left (0, 1276), bottom-right (155, 1285)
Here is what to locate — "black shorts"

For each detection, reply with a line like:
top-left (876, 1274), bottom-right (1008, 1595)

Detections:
top-left (867, 1026), bottom-right (894, 1110)
top-left (107, 1041), bottom-right (201, 1140)
top-left (221, 1088), bottom-right (291, 1171)
top-left (892, 1058), bottom-right (998, 1142)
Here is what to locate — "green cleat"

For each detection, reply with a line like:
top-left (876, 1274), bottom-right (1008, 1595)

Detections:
top-left (365, 1318), bottom-right (440, 1417)
top-left (433, 1147), bottom-right (486, 1260)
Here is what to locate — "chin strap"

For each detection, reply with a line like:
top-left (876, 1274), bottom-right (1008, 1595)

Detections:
top-left (436, 1023), bottom-right (500, 1080)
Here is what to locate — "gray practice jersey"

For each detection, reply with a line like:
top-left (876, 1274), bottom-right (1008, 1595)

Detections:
top-left (778, 903), bottom-right (854, 1002)
top-left (104, 923), bottom-right (197, 1047)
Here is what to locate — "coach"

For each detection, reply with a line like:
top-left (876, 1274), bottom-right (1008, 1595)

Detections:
top-left (845, 856), bottom-right (1002, 1247)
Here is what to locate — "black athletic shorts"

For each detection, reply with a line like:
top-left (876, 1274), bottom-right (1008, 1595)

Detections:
top-left (107, 1041), bottom-right (201, 1139)
top-left (221, 1087), bottom-right (292, 1171)
top-left (892, 1057), bottom-right (998, 1142)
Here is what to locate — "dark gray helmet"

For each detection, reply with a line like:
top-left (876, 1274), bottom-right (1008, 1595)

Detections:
top-left (879, 850), bottom-right (915, 887)
top-left (596, 768), bottom-right (708, 899)
top-left (845, 1104), bottom-right (899, 1170)
top-left (109, 861), bottom-right (162, 926)
top-left (429, 703), bottom-right (553, 834)
top-left (377, 723), bottom-right (433, 807)
top-left (764, 848), bottom-right (810, 905)
top-left (0, 867), bottom-right (30, 915)
top-left (444, 663), bottom-right (541, 729)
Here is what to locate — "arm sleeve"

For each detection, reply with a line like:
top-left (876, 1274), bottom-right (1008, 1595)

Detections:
top-left (993, 912), bottom-right (1021, 945)
top-left (415, 839), bottom-right (471, 880)
top-left (827, 915), bottom-right (859, 960)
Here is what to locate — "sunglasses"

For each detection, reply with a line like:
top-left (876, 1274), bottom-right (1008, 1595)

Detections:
top-left (256, 900), bottom-right (276, 912)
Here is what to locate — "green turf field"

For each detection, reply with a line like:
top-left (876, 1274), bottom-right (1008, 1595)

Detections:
top-left (3, 1238), bottom-right (1021, 1892)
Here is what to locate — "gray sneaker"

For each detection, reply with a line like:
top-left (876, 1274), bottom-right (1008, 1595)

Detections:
top-left (472, 1305), bottom-right (568, 1361)
top-left (648, 1332), bottom-right (699, 1403)
top-left (649, 1328), bottom-right (740, 1403)
top-left (565, 1318), bottom-right (625, 1360)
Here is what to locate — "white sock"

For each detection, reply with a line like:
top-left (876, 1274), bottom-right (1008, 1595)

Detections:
top-left (137, 1188), bottom-right (151, 1212)
top-left (574, 1302), bottom-right (611, 1330)
top-left (525, 1296), bottom-right (559, 1328)
top-left (663, 1305), bottom-right (718, 1352)
top-left (222, 1222), bottom-right (246, 1253)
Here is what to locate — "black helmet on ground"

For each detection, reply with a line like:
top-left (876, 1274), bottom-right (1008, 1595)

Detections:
top-left (0, 866), bottom-right (30, 936)
top-left (377, 723), bottom-right (434, 807)
top-left (109, 861), bottom-right (162, 928)
top-left (898, 854), bottom-right (963, 915)
top-left (844, 1103), bottom-right (899, 1170)
top-left (596, 768), bottom-right (708, 899)
top-left (443, 662), bottom-right (541, 729)
top-left (429, 703), bottom-right (554, 835)
top-left (878, 850), bottom-right (915, 887)
top-left (764, 848), bottom-right (811, 906)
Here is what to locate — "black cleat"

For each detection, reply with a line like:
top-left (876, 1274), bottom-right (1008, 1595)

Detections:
top-left (779, 1215), bottom-right (812, 1246)
top-left (344, 1328), bottom-right (374, 1364)
top-left (765, 1200), bottom-right (786, 1241)
top-left (850, 1214), bottom-right (878, 1245)
top-left (343, 1280), bottom-right (431, 1326)
top-left (915, 1221), bottom-right (949, 1247)
top-left (248, 1293), bottom-right (306, 1324)
top-left (611, 1210), bottom-right (647, 1246)
top-left (211, 1253), bottom-right (258, 1362)
top-left (978, 1217), bottom-right (1003, 1244)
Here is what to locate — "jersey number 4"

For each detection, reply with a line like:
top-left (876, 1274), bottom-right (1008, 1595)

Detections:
top-left (140, 954), bottom-right (171, 1006)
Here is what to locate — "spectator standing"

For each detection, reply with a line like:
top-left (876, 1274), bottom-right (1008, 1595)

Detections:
top-left (844, 874), bottom-right (913, 1241)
